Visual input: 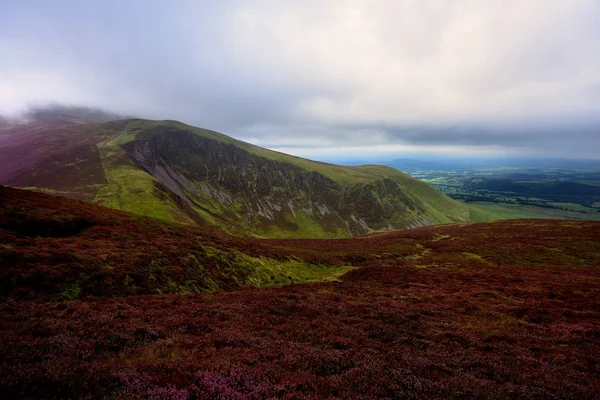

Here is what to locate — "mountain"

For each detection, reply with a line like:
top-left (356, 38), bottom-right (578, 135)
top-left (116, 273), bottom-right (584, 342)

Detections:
top-left (2, 186), bottom-right (599, 399)
top-left (0, 112), bottom-right (469, 237)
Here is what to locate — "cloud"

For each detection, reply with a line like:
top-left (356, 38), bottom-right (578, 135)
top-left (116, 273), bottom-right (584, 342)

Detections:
top-left (1, 0), bottom-right (600, 157)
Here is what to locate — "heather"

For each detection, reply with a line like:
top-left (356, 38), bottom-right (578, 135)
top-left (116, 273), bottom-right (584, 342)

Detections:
top-left (1, 187), bottom-right (600, 398)
top-left (0, 187), bottom-right (349, 300)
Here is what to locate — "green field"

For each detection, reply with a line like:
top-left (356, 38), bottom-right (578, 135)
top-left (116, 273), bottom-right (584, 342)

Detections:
top-left (548, 202), bottom-right (597, 213)
top-left (468, 202), bottom-right (600, 222)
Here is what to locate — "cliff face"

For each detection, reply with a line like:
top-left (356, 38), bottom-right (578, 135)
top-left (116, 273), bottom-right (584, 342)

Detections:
top-left (122, 126), bottom-right (459, 237)
top-left (0, 118), bottom-right (469, 237)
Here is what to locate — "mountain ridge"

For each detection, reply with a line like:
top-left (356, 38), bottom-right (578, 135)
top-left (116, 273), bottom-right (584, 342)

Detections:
top-left (0, 113), bottom-right (469, 237)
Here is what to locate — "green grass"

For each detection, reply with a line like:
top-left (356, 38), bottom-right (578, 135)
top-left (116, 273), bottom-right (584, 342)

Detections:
top-left (59, 282), bottom-right (81, 301)
top-left (402, 178), bottom-right (470, 223)
top-left (201, 246), bottom-right (353, 288)
top-left (468, 202), bottom-right (600, 222)
top-left (238, 254), bottom-right (353, 287)
top-left (548, 202), bottom-right (596, 213)
top-left (94, 129), bottom-right (194, 224)
top-left (263, 210), bottom-right (350, 239)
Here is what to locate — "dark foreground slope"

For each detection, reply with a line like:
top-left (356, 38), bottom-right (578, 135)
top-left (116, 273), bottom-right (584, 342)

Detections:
top-left (0, 186), bottom-right (350, 299)
top-left (1, 188), bottom-right (600, 399)
top-left (0, 114), bottom-right (468, 237)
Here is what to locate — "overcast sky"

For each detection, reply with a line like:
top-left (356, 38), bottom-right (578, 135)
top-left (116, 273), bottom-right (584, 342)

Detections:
top-left (1, 0), bottom-right (600, 159)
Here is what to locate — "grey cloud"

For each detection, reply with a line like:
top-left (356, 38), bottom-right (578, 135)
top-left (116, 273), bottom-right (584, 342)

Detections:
top-left (1, 0), bottom-right (600, 158)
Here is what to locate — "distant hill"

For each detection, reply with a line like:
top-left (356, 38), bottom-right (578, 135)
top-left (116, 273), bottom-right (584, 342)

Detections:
top-left (385, 157), bottom-right (600, 172)
top-left (0, 114), bottom-right (468, 237)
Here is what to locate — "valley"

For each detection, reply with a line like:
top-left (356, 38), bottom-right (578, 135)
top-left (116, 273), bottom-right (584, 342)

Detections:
top-left (386, 159), bottom-right (600, 222)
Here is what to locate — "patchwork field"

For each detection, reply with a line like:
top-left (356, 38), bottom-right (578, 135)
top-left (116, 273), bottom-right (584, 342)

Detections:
top-left (398, 162), bottom-right (600, 222)
top-left (1, 187), bottom-right (600, 399)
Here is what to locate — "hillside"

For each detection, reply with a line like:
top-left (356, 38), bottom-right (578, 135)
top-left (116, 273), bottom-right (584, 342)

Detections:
top-left (0, 113), bottom-right (469, 237)
top-left (0, 186), bottom-right (352, 299)
top-left (1, 187), bottom-right (599, 398)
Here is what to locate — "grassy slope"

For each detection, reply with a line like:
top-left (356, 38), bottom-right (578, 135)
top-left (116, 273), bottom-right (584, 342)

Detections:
top-left (94, 129), bottom-right (193, 223)
top-left (108, 119), bottom-right (469, 228)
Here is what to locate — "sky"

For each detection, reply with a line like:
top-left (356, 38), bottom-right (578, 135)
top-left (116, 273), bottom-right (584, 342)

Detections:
top-left (1, 0), bottom-right (600, 160)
